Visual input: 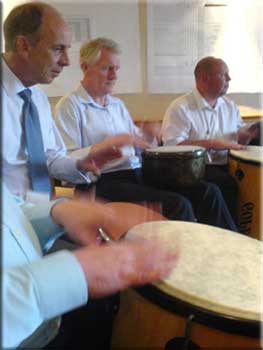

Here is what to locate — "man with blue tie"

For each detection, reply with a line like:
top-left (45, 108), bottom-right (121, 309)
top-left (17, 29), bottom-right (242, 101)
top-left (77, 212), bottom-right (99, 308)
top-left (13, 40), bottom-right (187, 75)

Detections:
top-left (2, 2), bottom-right (140, 201)
top-left (1, 2), bottom-right (150, 349)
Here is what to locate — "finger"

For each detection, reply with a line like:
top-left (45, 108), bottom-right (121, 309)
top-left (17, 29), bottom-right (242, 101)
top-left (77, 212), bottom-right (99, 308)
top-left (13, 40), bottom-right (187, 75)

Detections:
top-left (233, 144), bottom-right (246, 150)
top-left (133, 136), bottom-right (150, 149)
top-left (130, 239), bottom-right (179, 284)
top-left (86, 160), bottom-right (101, 176)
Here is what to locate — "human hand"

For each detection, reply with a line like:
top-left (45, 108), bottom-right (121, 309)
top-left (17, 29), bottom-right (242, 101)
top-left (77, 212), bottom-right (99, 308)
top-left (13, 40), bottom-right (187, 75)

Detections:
top-left (77, 143), bottom-right (122, 176)
top-left (51, 200), bottom-right (166, 245)
top-left (74, 238), bottom-right (179, 299)
top-left (210, 139), bottom-right (246, 150)
top-left (51, 200), bottom-right (115, 246)
top-left (104, 202), bottom-right (166, 240)
top-left (77, 134), bottom-right (149, 175)
top-left (238, 122), bottom-right (261, 145)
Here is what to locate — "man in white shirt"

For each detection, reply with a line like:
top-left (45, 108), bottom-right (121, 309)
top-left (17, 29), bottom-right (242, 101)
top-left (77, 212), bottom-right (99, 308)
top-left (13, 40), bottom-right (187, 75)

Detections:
top-left (55, 38), bottom-right (237, 232)
top-left (162, 56), bottom-right (261, 221)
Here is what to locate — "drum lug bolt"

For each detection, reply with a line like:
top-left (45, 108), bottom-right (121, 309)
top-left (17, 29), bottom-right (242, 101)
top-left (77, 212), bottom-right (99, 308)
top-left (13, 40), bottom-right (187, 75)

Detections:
top-left (165, 314), bottom-right (200, 350)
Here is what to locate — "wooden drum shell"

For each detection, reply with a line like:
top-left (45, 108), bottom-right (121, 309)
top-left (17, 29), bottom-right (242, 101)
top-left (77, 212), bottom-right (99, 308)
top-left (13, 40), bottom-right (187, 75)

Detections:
top-left (112, 288), bottom-right (261, 349)
top-left (229, 148), bottom-right (262, 240)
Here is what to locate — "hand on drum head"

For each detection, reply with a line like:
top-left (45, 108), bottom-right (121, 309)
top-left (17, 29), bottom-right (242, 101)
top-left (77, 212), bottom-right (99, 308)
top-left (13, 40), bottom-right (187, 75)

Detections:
top-left (74, 238), bottom-right (179, 299)
top-left (210, 139), bottom-right (246, 150)
top-left (51, 199), bottom-right (117, 246)
top-left (104, 202), bottom-right (167, 241)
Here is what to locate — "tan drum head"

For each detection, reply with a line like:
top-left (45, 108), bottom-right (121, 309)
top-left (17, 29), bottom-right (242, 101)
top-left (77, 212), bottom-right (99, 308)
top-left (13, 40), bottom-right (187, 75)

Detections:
top-left (126, 221), bottom-right (262, 322)
top-left (230, 145), bottom-right (263, 164)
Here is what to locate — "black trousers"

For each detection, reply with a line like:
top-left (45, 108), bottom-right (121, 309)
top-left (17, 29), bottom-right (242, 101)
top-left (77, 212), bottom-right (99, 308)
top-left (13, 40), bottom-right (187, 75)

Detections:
top-left (205, 165), bottom-right (238, 224)
top-left (45, 294), bottom-right (119, 350)
top-left (88, 168), bottom-right (237, 232)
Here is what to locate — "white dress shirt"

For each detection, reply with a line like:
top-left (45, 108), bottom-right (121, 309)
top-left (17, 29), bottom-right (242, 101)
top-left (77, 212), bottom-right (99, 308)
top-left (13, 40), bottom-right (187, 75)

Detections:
top-left (54, 84), bottom-right (141, 173)
top-left (162, 88), bottom-right (245, 164)
top-left (2, 58), bottom-right (90, 200)
top-left (2, 184), bottom-right (87, 348)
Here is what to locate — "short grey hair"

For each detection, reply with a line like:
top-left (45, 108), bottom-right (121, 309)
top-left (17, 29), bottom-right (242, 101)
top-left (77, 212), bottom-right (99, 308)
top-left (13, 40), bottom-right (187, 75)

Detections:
top-left (79, 37), bottom-right (121, 67)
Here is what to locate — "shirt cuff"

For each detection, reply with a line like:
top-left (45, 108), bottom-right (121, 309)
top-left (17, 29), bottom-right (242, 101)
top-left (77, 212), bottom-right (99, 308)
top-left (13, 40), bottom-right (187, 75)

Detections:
top-left (69, 146), bottom-right (92, 159)
top-left (78, 171), bottom-right (98, 183)
top-left (22, 200), bottom-right (66, 253)
top-left (27, 250), bottom-right (88, 320)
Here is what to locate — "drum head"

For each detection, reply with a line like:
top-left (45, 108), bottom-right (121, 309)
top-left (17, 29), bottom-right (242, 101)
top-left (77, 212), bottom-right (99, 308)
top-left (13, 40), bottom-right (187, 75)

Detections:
top-left (230, 145), bottom-right (263, 164)
top-left (126, 221), bottom-right (262, 323)
top-left (144, 145), bottom-right (206, 158)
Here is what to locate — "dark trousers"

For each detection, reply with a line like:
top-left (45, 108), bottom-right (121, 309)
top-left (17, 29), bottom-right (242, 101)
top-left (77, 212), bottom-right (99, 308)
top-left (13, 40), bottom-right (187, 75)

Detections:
top-left (45, 239), bottom-right (119, 350)
top-left (45, 295), bottom-right (119, 350)
top-left (91, 168), bottom-right (237, 232)
top-left (205, 165), bottom-right (238, 224)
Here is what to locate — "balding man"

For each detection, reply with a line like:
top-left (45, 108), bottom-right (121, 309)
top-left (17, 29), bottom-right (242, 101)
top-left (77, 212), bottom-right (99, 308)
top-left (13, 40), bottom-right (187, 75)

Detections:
top-left (162, 56), bottom-right (260, 222)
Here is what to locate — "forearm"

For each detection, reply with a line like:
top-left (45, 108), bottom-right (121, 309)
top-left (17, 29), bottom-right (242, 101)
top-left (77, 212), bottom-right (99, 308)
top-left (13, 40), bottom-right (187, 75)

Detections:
top-left (237, 123), bottom-right (260, 144)
top-left (178, 139), bottom-right (214, 149)
top-left (179, 139), bottom-right (245, 151)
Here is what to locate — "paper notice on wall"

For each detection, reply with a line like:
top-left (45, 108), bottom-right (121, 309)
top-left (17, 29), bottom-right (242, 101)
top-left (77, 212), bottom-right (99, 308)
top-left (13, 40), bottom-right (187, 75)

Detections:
top-left (39, 1), bottom-right (142, 96)
top-left (147, 0), bottom-right (263, 93)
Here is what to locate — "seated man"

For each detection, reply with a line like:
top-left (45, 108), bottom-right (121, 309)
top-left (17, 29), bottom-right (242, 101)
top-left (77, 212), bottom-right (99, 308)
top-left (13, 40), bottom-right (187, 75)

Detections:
top-left (162, 56), bottom-right (261, 221)
top-left (2, 1), bottom-right (134, 202)
top-left (55, 38), bottom-right (237, 232)
top-left (3, 183), bottom-right (176, 349)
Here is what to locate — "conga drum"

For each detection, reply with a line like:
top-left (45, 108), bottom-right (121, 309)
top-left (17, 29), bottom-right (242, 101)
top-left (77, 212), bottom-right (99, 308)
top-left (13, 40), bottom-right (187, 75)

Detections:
top-left (142, 145), bottom-right (206, 189)
top-left (112, 221), bottom-right (262, 349)
top-left (229, 146), bottom-right (263, 240)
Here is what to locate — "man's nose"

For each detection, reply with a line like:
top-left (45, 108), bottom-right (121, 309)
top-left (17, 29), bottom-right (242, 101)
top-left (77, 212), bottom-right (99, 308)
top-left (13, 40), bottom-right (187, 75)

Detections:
top-left (60, 50), bottom-right (70, 67)
top-left (109, 68), bottom-right (117, 80)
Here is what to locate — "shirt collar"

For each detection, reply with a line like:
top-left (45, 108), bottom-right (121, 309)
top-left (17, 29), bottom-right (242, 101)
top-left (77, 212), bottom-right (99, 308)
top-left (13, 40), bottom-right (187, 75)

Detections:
top-left (76, 83), bottom-right (117, 108)
top-left (2, 56), bottom-right (29, 97)
top-left (193, 87), bottom-right (224, 111)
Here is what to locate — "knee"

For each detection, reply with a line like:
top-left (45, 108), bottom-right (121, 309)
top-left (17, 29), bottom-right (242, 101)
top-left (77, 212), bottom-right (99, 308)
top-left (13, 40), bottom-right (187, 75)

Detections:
top-left (163, 194), bottom-right (195, 221)
top-left (181, 196), bottom-right (193, 212)
top-left (205, 182), bottom-right (224, 200)
top-left (173, 195), bottom-right (195, 220)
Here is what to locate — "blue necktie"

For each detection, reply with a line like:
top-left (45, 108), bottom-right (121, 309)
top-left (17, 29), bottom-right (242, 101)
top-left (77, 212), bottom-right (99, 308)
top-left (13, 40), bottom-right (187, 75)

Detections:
top-left (19, 89), bottom-right (52, 194)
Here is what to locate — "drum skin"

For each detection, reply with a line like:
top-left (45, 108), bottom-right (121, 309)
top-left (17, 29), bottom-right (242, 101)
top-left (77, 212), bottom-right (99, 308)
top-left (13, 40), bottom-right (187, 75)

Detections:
top-left (112, 221), bottom-right (262, 349)
top-left (229, 148), bottom-right (262, 240)
top-left (142, 146), bottom-right (206, 189)
top-left (111, 288), bottom-right (261, 349)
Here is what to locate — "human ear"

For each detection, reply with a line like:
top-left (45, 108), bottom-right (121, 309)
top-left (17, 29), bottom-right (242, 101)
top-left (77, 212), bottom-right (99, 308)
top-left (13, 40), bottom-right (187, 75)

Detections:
top-left (81, 61), bottom-right (89, 72)
top-left (15, 35), bottom-right (32, 57)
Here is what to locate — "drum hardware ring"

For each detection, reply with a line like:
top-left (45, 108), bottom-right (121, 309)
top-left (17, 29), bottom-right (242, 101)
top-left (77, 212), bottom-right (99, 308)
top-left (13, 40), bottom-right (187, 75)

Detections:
top-left (165, 314), bottom-right (200, 350)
